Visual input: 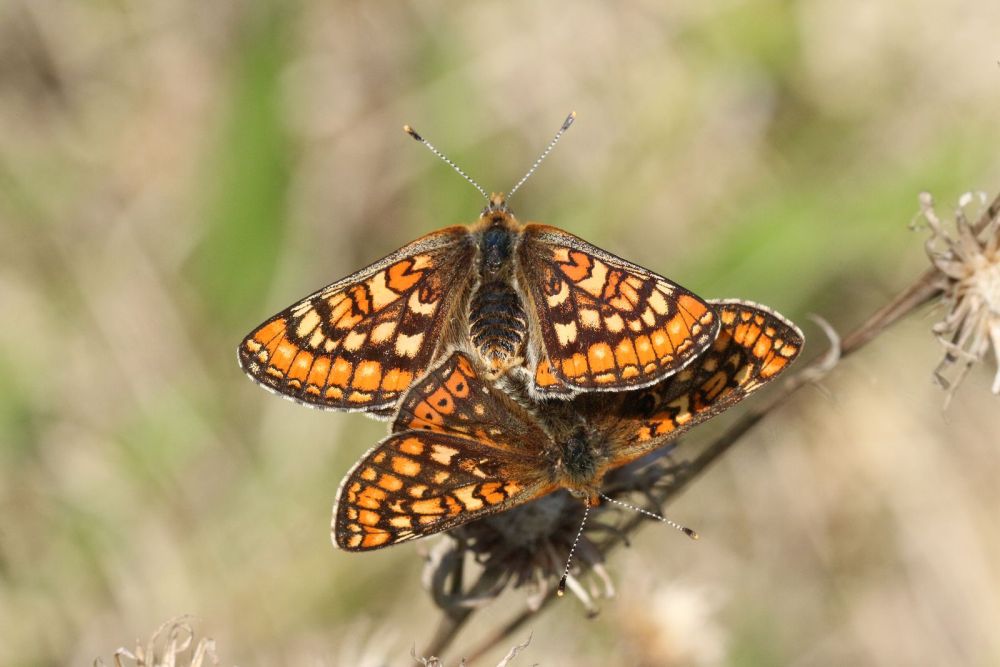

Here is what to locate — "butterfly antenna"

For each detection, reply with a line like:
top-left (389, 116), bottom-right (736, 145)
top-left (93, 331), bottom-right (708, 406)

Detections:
top-left (599, 494), bottom-right (699, 540)
top-left (557, 501), bottom-right (590, 597)
top-left (507, 111), bottom-right (576, 201)
top-left (403, 124), bottom-right (490, 201)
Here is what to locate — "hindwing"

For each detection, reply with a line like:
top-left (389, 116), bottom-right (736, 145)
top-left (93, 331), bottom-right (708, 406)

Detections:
top-left (588, 299), bottom-right (804, 468)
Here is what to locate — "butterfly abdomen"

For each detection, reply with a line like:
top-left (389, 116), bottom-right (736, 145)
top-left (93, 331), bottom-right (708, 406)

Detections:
top-left (469, 281), bottom-right (528, 376)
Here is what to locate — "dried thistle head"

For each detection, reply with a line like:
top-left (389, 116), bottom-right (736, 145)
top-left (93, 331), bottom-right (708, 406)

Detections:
top-left (422, 450), bottom-right (689, 616)
top-left (94, 617), bottom-right (219, 667)
top-left (916, 191), bottom-right (1000, 401)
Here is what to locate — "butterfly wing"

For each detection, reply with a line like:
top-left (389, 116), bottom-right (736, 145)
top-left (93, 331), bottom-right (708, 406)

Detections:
top-left (391, 352), bottom-right (550, 443)
top-left (588, 299), bottom-right (803, 468)
top-left (333, 351), bottom-right (556, 551)
top-left (517, 224), bottom-right (719, 394)
top-left (238, 227), bottom-right (476, 415)
top-left (332, 431), bottom-right (556, 550)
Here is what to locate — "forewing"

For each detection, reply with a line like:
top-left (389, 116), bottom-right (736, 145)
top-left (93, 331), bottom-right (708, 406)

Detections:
top-left (517, 224), bottom-right (719, 394)
top-left (332, 431), bottom-right (555, 550)
top-left (238, 227), bottom-right (475, 414)
top-left (586, 299), bottom-right (803, 468)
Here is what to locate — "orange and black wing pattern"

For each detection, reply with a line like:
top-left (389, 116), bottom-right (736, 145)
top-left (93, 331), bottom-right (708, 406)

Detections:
top-left (588, 299), bottom-right (802, 468)
top-left (238, 228), bottom-right (475, 415)
top-left (517, 225), bottom-right (719, 395)
top-left (333, 352), bottom-right (555, 551)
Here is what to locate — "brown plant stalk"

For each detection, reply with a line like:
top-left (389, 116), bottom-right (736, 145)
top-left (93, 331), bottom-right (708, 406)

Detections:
top-left (422, 190), bottom-right (1000, 664)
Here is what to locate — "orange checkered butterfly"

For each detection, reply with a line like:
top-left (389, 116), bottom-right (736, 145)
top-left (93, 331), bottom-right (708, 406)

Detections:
top-left (332, 300), bottom-right (802, 551)
top-left (238, 113), bottom-right (719, 418)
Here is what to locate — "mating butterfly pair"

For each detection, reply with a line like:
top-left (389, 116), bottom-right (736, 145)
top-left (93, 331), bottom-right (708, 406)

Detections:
top-left (238, 115), bottom-right (803, 551)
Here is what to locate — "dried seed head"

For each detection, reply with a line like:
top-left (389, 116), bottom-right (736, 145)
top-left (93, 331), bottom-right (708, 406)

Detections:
top-left (421, 449), bottom-right (689, 615)
top-left (916, 191), bottom-right (1000, 403)
top-left (412, 635), bottom-right (531, 667)
top-left (94, 617), bottom-right (219, 667)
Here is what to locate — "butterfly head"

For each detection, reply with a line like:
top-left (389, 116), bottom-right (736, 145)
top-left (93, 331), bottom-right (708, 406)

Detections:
top-left (483, 192), bottom-right (512, 217)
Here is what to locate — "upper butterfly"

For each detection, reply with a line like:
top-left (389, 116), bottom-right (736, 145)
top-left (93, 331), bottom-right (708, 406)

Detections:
top-left (238, 113), bottom-right (719, 417)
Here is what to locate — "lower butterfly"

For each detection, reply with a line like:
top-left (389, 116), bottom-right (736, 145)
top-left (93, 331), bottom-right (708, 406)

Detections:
top-left (332, 300), bottom-right (803, 550)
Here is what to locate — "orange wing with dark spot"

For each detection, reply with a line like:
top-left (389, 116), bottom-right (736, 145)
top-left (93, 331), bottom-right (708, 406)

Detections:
top-left (333, 352), bottom-right (554, 551)
top-left (391, 353), bottom-right (551, 446)
top-left (585, 299), bottom-right (803, 468)
top-left (332, 431), bottom-right (556, 550)
top-left (238, 227), bottom-right (475, 415)
top-left (517, 225), bottom-right (720, 395)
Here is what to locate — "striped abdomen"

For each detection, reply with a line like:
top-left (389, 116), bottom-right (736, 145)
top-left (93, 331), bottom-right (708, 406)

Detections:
top-left (469, 280), bottom-right (527, 376)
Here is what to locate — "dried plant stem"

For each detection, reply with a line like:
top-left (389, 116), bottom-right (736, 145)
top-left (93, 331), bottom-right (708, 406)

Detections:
top-left (430, 191), bottom-right (1000, 664)
top-left (423, 553), bottom-right (472, 659)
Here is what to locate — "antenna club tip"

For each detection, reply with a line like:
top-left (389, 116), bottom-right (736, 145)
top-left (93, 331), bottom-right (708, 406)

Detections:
top-left (557, 576), bottom-right (567, 597)
top-left (562, 111), bottom-right (577, 130)
top-left (402, 125), bottom-right (422, 141)
top-left (684, 528), bottom-right (700, 540)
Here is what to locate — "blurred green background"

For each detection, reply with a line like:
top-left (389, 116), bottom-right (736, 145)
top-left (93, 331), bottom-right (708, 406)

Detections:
top-left (2, 1), bottom-right (999, 665)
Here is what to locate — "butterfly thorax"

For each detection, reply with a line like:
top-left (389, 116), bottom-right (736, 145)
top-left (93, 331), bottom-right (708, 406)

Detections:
top-left (468, 194), bottom-right (528, 378)
top-left (552, 425), bottom-right (606, 502)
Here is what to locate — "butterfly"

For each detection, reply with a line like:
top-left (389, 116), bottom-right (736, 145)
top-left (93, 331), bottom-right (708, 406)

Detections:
top-left (237, 115), bottom-right (720, 417)
top-left (332, 300), bottom-right (802, 550)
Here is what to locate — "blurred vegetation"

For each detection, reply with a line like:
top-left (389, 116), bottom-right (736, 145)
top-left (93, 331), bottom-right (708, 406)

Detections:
top-left (1, 1), bottom-right (999, 665)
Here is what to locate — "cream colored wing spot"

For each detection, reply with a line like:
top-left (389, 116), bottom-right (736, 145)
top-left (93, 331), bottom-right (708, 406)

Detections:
top-left (453, 485), bottom-right (484, 511)
top-left (295, 309), bottom-right (322, 338)
top-left (575, 260), bottom-right (609, 296)
top-left (647, 289), bottom-right (669, 315)
top-left (668, 394), bottom-right (692, 425)
top-left (370, 321), bottom-right (397, 345)
top-left (408, 291), bottom-right (438, 316)
top-left (411, 498), bottom-right (445, 515)
top-left (343, 330), bottom-right (368, 352)
top-left (395, 332), bottom-right (425, 358)
top-left (604, 313), bottom-right (624, 332)
top-left (554, 321), bottom-right (578, 345)
top-left (410, 254), bottom-right (434, 270)
top-left (367, 271), bottom-right (399, 310)
top-left (430, 444), bottom-right (460, 466)
top-left (308, 330), bottom-right (326, 348)
top-left (579, 309), bottom-right (600, 329)
top-left (547, 280), bottom-right (570, 307)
